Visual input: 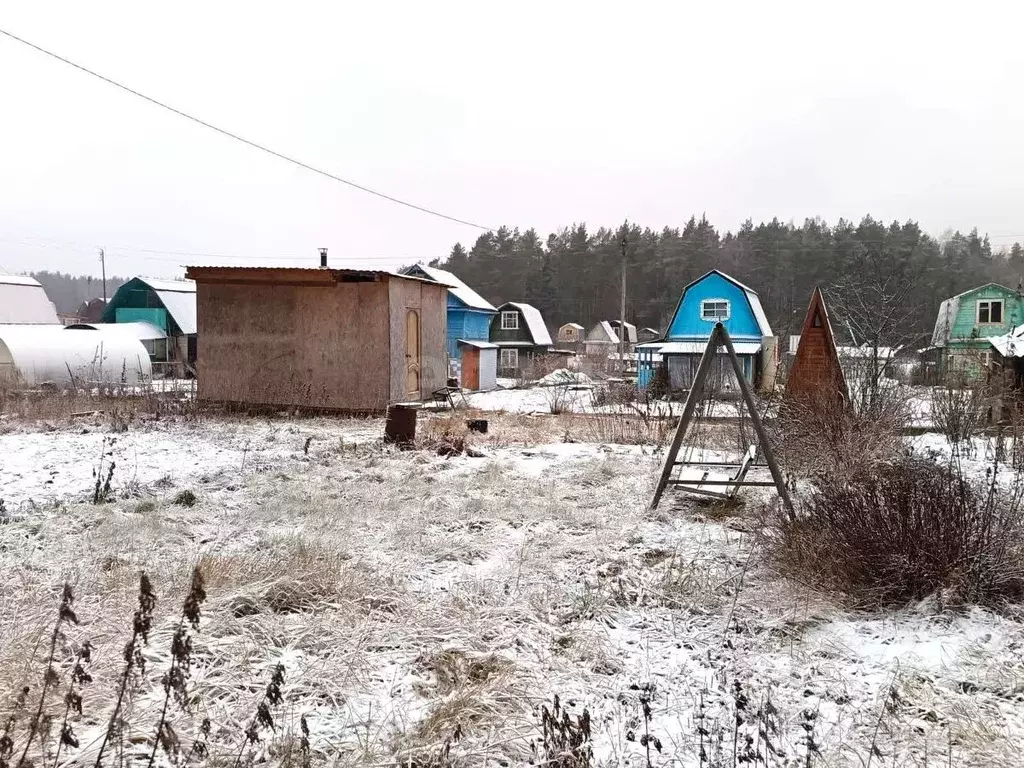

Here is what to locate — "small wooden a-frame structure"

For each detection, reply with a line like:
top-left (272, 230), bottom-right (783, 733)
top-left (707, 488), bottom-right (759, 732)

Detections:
top-left (785, 287), bottom-right (848, 405)
top-left (650, 323), bottom-right (793, 511)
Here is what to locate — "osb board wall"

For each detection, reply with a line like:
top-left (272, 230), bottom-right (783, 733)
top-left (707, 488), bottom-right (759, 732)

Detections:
top-left (197, 280), bottom-right (391, 410)
top-left (387, 278), bottom-right (447, 401)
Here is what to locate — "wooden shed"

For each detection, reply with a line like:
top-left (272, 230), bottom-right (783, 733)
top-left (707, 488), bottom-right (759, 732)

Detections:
top-left (785, 287), bottom-right (847, 405)
top-left (184, 266), bottom-right (447, 412)
top-left (457, 339), bottom-right (498, 391)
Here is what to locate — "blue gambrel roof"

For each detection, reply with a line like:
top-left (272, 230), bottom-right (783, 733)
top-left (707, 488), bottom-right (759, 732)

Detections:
top-left (662, 270), bottom-right (773, 341)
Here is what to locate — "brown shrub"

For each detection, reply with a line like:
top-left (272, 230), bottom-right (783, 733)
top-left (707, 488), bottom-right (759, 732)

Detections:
top-left (762, 454), bottom-right (1024, 607)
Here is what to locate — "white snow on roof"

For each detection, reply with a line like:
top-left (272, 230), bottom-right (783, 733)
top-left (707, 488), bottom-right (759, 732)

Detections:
top-left (592, 321), bottom-right (617, 343)
top-left (134, 277), bottom-right (197, 334)
top-left (0, 275), bottom-right (59, 324)
top-left (457, 339), bottom-right (498, 349)
top-left (588, 320), bottom-right (637, 344)
top-left (0, 274), bottom-right (43, 287)
top-left (137, 277), bottom-right (197, 294)
top-left (66, 321), bottom-right (167, 341)
top-left (987, 324), bottom-right (1024, 357)
top-left (503, 302), bottom-right (552, 345)
top-left (408, 265), bottom-right (495, 311)
top-left (657, 341), bottom-right (763, 355)
top-left (561, 322), bottom-right (585, 330)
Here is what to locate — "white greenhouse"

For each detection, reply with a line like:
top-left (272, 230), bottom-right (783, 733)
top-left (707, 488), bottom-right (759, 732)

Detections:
top-left (0, 325), bottom-right (152, 387)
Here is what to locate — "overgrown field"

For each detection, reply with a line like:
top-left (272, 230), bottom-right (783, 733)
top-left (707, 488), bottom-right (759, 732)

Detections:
top-left (1, 412), bottom-right (1023, 766)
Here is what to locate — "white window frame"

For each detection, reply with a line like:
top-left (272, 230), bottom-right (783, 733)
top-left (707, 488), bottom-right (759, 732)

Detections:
top-left (501, 310), bottom-right (520, 330)
top-left (701, 299), bottom-right (731, 321)
top-left (500, 348), bottom-right (519, 369)
top-left (977, 299), bottom-right (1004, 325)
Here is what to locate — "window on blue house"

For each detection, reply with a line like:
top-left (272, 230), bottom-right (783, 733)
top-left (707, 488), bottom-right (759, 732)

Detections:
top-left (701, 299), bottom-right (730, 321)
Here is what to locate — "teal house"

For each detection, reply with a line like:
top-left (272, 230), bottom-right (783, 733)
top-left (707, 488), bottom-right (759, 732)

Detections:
top-left (637, 270), bottom-right (774, 392)
top-left (929, 282), bottom-right (1024, 379)
top-left (102, 277), bottom-right (197, 375)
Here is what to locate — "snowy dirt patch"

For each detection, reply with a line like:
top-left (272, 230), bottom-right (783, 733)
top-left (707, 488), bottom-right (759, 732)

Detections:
top-left (0, 420), bottom-right (1022, 766)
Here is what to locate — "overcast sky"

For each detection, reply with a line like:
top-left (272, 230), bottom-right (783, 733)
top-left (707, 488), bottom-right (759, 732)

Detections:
top-left (1, 1), bottom-right (1023, 279)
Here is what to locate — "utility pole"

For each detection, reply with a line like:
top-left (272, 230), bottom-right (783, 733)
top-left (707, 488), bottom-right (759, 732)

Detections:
top-left (620, 233), bottom-right (627, 377)
top-left (99, 248), bottom-right (107, 302)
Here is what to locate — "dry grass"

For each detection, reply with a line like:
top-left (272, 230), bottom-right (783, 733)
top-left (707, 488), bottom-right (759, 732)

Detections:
top-left (1, 416), bottom-right (1024, 766)
top-left (0, 386), bottom-right (201, 441)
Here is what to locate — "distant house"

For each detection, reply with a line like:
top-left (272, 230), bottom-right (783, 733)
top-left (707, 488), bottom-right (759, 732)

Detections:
top-left (584, 321), bottom-right (637, 357)
top-left (76, 297), bottom-right (108, 324)
top-left (490, 302), bottom-right (553, 375)
top-left (184, 266), bottom-right (447, 412)
top-left (401, 264), bottom-right (497, 390)
top-left (637, 270), bottom-right (776, 392)
top-left (557, 323), bottom-right (584, 343)
top-left (0, 274), bottom-right (59, 325)
top-left (637, 327), bottom-right (660, 344)
top-left (929, 283), bottom-right (1024, 380)
top-left (103, 277), bottom-right (197, 376)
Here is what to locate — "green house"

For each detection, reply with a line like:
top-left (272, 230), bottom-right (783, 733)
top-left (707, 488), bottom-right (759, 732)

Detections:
top-left (102, 277), bottom-right (197, 376)
top-left (930, 282), bottom-right (1024, 378)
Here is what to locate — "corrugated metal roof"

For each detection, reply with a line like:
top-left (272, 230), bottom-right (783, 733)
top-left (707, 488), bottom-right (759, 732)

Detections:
top-left (406, 265), bottom-right (496, 311)
top-left (501, 302), bottom-right (552, 345)
top-left (186, 266), bottom-right (436, 283)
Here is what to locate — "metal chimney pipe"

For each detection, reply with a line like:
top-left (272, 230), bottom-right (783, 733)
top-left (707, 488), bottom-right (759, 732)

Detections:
top-left (319, 247), bottom-right (328, 268)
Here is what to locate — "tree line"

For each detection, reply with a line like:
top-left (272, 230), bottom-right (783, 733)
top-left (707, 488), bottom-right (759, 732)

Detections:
top-left (434, 217), bottom-right (1024, 347)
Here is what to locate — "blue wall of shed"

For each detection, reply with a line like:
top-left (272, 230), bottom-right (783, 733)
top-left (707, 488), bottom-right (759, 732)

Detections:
top-left (446, 297), bottom-right (495, 359)
top-left (666, 273), bottom-right (763, 341)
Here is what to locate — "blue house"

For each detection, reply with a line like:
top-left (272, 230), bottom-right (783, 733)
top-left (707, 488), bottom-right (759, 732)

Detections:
top-left (638, 270), bottom-right (775, 393)
top-left (402, 264), bottom-right (497, 386)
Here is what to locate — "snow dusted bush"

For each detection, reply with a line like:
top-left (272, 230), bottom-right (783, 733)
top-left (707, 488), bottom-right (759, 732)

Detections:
top-left (764, 453), bottom-right (1024, 608)
top-left (773, 384), bottom-right (909, 482)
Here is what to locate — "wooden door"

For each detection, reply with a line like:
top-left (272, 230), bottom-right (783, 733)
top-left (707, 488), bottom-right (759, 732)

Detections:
top-left (463, 347), bottom-right (480, 390)
top-left (405, 310), bottom-right (421, 399)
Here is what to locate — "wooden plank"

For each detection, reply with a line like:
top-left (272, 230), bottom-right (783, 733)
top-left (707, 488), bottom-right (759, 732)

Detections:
top-left (650, 327), bottom-right (724, 509)
top-left (667, 479), bottom-right (780, 487)
top-left (718, 325), bottom-right (795, 517)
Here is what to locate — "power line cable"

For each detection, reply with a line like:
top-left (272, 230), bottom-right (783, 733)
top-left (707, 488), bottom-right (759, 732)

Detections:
top-left (0, 235), bottom-right (438, 264)
top-left (0, 27), bottom-right (496, 232)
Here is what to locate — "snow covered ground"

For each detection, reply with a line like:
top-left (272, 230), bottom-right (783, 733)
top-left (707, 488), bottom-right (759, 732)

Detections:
top-left (0, 415), bottom-right (1022, 766)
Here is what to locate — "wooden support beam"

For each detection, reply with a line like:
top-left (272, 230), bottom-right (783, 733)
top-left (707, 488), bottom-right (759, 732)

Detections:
top-left (650, 327), bottom-right (723, 509)
top-left (650, 322), bottom-right (794, 515)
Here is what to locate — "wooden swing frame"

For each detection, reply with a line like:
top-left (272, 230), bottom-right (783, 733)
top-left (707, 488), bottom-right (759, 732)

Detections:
top-left (650, 323), bottom-right (794, 513)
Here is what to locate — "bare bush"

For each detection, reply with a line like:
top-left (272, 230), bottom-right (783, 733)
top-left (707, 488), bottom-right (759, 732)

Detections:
top-left (543, 384), bottom-right (574, 415)
top-left (773, 386), bottom-right (909, 482)
top-left (762, 454), bottom-right (1024, 608)
top-left (567, 411), bottom-right (672, 446)
top-left (931, 379), bottom-right (989, 452)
